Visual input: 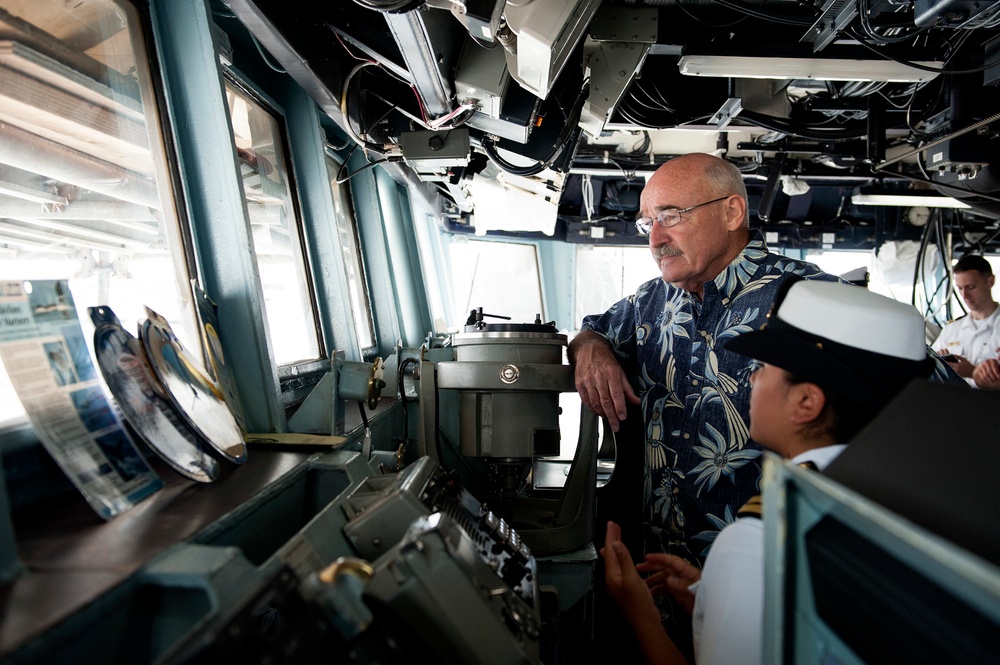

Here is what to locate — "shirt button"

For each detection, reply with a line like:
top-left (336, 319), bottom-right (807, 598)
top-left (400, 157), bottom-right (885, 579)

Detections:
top-left (691, 379), bottom-right (699, 386)
top-left (683, 433), bottom-right (691, 440)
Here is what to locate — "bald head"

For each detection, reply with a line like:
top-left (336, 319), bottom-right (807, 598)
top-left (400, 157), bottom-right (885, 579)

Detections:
top-left (639, 152), bottom-right (752, 295)
top-left (649, 153), bottom-right (750, 226)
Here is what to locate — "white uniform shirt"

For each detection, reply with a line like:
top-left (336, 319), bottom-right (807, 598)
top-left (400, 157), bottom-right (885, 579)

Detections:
top-left (691, 445), bottom-right (846, 665)
top-left (932, 306), bottom-right (1000, 386)
top-left (931, 307), bottom-right (1000, 365)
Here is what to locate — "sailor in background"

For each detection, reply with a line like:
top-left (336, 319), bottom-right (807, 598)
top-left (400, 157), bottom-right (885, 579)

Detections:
top-left (933, 254), bottom-right (1000, 387)
top-left (601, 278), bottom-right (935, 665)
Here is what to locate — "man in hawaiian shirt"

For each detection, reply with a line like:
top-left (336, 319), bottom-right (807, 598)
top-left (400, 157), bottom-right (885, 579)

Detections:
top-left (571, 153), bottom-right (841, 571)
top-left (571, 152), bottom-right (962, 656)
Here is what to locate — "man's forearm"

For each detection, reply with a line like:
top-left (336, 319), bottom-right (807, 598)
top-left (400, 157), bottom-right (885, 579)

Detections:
top-left (568, 329), bottom-right (611, 366)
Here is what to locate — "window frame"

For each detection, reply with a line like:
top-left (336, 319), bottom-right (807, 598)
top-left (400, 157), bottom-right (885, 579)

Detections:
top-left (221, 70), bottom-right (327, 370)
top-left (324, 146), bottom-right (378, 357)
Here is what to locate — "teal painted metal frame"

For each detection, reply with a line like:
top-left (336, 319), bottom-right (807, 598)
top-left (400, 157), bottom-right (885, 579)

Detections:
top-left (149, 0), bottom-right (284, 433)
top-left (282, 83), bottom-right (361, 362)
top-left (348, 158), bottom-right (403, 352)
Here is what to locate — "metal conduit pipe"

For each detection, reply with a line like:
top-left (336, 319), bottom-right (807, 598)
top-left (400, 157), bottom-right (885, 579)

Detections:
top-left (384, 10), bottom-right (454, 118)
top-left (0, 197), bottom-right (158, 222)
top-left (0, 234), bottom-right (77, 254)
top-left (9, 217), bottom-right (158, 250)
top-left (0, 122), bottom-right (161, 209)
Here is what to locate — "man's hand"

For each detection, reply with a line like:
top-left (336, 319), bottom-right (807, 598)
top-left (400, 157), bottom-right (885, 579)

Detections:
top-left (974, 357), bottom-right (1000, 389)
top-left (569, 331), bottom-right (640, 432)
top-left (636, 553), bottom-right (702, 616)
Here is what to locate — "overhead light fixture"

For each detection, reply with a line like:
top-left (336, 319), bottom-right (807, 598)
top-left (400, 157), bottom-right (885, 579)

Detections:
top-left (677, 54), bottom-right (941, 83)
top-left (851, 193), bottom-right (970, 208)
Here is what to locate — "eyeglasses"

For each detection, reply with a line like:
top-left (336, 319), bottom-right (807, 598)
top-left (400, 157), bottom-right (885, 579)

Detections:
top-left (634, 196), bottom-right (731, 235)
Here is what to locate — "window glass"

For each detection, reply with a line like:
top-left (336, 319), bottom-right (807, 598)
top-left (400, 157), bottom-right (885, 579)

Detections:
top-left (804, 249), bottom-right (894, 298)
top-left (0, 0), bottom-right (197, 424)
top-left (985, 257), bottom-right (1000, 302)
top-left (225, 80), bottom-right (320, 365)
top-left (574, 245), bottom-right (659, 330)
top-left (448, 239), bottom-right (544, 326)
top-left (324, 152), bottom-right (375, 352)
top-left (412, 208), bottom-right (450, 335)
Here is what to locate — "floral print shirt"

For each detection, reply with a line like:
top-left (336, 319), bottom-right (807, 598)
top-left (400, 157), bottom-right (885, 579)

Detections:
top-left (581, 232), bottom-right (841, 564)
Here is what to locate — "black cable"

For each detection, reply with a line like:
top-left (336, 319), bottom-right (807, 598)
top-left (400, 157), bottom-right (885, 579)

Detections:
top-left (877, 168), bottom-right (1000, 206)
top-left (336, 156), bottom-right (403, 184)
top-left (848, 27), bottom-right (995, 75)
top-left (352, 0), bottom-right (422, 11)
top-left (646, 79), bottom-right (677, 113)
top-left (335, 142), bottom-right (361, 184)
top-left (738, 110), bottom-right (869, 139)
top-left (928, 271), bottom-right (952, 325)
top-left (358, 400), bottom-right (370, 430)
top-left (398, 357), bottom-right (419, 398)
top-left (249, 32), bottom-right (286, 73)
top-left (931, 209), bottom-right (949, 319)
top-left (483, 80), bottom-right (589, 176)
top-left (433, 367), bottom-right (445, 466)
top-left (712, 0), bottom-right (816, 25)
top-left (630, 131), bottom-right (652, 156)
top-left (341, 63), bottom-right (393, 154)
top-left (397, 357), bottom-right (419, 447)
top-left (675, 0), bottom-right (748, 29)
top-left (629, 84), bottom-right (672, 112)
top-left (956, 207), bottom-right (987, 249)
top-left (858, 0), bottom-right (926, 44)
top-left (912, 211), bottom-right (933, 308)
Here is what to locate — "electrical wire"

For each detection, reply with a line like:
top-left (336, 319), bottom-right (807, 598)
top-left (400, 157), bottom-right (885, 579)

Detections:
top-left (675, 0), bottom-right (748, 28)
top-left (858, 0), bottom-right (926, 45)
top-left (334, 99), bottom-right (404, 184)
top-left (340, 61), bottom-right (391, 153)
top-left (482, 79), bottom-right (589, 176)
top-left (582, 174), bottom-right (595, 221)
top-left (912, 210), bottom-right (935, 309)
top-left (876, 167), bottom-right (1000, 206)
top-left (352, 0), bottom-right (421, 11)
top-left (336, 155), bottom-right (403, 184)
top-left (738, 110), bottom-right (869, 140)
top-left (397, 356), bottom-right (419, 446)
top-left (848, 27), bottom-right (996, 75)
top-left (711, 0), bottom-right (816, 25)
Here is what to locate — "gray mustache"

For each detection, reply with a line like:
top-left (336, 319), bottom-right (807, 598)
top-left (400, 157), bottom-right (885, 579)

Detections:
top-left (653, 245), bottom-right (682, 258)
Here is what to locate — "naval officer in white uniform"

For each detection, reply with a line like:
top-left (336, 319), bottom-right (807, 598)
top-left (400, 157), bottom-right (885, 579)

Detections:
top-left (932, 254), bottom-right (1000, 387)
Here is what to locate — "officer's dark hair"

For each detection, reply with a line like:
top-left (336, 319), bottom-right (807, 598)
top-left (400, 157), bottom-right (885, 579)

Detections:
top-left (954, 254), bottom-right (993, 276)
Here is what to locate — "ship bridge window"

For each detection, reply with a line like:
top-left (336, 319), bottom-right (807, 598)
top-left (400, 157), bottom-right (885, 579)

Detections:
top-left (224, 79), bottom-right (321, 366)
top-left (0, 0), bottom-right (198, 425)
top-left (574, 245), bottom-right (660, 331)
top-left (447, 238), bottom-right (544, 328)
top-left (324, 152), bottom-right (375, 354)
top-left (805, 247), bottom-right (922, 311)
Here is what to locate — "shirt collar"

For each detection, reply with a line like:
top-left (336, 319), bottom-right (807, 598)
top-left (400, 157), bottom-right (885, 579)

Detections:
top-left (709, 229), bottom-right (771, 300)
top-left (790, 444), bottom-right (847, 472)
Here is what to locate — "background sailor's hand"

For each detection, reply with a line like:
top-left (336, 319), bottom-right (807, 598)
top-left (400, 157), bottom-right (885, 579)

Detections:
top-left (637, 553), bottom-right (701, 616)
top-left (600, 521), bottom-right (692, 665)
top-left (600, 521), bottom-right (659, 625)
top-left (973, 358), bottom-right (1000, 389)
top-left (947, 354), bottom-right (975, 378)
